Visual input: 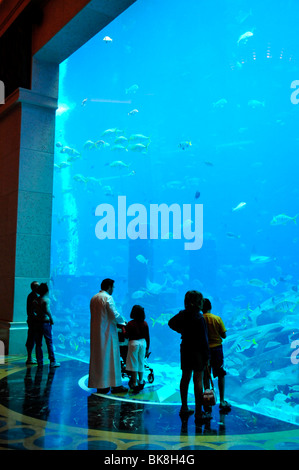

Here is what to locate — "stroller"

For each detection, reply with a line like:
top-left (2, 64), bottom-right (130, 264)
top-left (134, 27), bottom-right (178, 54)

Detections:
top-left (118, 325), bottom-right (154, 385)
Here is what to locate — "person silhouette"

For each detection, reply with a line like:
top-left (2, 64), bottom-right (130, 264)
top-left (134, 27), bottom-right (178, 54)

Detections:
top-left (26, 281), bottom-right (39, 365)
top-left (33, 283), bottom-right (60, 368)
top-left (168, 290), bottom-right (210, 422)
top-left (88, 278), bottom-right (128, 394)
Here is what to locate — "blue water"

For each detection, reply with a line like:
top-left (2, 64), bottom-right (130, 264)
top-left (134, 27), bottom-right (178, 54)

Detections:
top-left (50, 0), bottom-right (299, 423)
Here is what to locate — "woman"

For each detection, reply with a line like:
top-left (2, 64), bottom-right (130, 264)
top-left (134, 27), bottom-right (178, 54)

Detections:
top-left (168, 290), bottom-right (210, 422)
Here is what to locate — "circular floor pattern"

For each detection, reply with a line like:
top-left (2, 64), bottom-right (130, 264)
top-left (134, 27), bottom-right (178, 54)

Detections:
top-left (1, 356), bottom-right (299, 450)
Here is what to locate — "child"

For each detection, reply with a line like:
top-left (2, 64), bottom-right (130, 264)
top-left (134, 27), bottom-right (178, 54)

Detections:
top-left (168, 290), bottom-right (210, 422)
top-left (125, 305), bottom-right (150, 392)
top-left (202, 298), bottom-right (231, 412)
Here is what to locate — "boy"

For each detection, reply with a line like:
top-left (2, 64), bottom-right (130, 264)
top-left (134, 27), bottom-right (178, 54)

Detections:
top-left (202, 298), bottom-right (231, 412)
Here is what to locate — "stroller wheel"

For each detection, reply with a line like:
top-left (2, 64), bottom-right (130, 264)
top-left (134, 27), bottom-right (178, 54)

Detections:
top-left (148, 372), bottom-right (154, 384)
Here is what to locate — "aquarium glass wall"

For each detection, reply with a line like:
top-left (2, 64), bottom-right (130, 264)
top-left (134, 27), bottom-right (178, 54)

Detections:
top-left (50, 0), bottom-right (299, 424)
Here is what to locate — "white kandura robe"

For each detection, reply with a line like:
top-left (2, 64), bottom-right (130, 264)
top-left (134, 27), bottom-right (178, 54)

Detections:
top-left (88, 290), bottom-right (126, 389)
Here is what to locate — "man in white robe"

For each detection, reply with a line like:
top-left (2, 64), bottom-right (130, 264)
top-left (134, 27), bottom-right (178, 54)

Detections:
top-left (88, 278), bottom-right (127, 393)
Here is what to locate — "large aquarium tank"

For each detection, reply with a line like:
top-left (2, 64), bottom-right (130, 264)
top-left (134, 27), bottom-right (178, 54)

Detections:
top-left (50, 0), bottom-right (299, 424)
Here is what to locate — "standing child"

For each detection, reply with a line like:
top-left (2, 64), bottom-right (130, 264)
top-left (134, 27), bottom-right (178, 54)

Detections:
top-left (168, 290), bottom-right (210, 422)
top-left (125, 305), bottom-right (150, 392)
top-left (202, 298), bottom-right (231, 412)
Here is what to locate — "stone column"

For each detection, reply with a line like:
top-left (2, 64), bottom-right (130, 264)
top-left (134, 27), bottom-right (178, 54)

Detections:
top-left (0, 0), bottom-right (137, 356)
top-left (0, 61), bottom-right (58, 354)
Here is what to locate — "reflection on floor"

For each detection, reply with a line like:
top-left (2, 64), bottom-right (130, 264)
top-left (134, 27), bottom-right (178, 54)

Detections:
top-left (0, 355), bottom-right (299, 450)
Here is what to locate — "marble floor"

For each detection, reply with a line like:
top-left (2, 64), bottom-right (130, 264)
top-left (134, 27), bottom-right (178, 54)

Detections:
top-left (0, 355), bottom-right (299, 451)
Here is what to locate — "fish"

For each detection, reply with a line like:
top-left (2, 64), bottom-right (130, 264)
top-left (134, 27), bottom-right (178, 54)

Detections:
top-left (213, 98), bottom-right (228, 108)
top-left (78, 336), bottom-right (86, 344)
top-left (270, 214), bottom-right (297, 226)
top-left (131, 290), bottom-right (150, 299)
top-left (178, 141), bottom-right (192, 150)
top-left (109, 160), bottom-right (130, 168)
top-left (151, 313), bottom-right (175, 327)
top-left (58, 334), bottom-right (65, 343)
top-left (246, 368), bottom-right (260, 379)
top-left (67, 154), bottom-right (81, 162)
top-left (232, 202), bottom-right (246, 211)
top-left (128, 143), bottom-right (149, 153)
top-left (129, 134), bottom-right (150, 142)
top-left (88, 176), bottom-right (102, 186)
top-left (102, 128), bottom-right (124, 137)
top-left (60, 146), bottom-right (80, 157)
top-left (275, 300), bottom-right (297, 313)
top-left (125, 84), bottom-right (139, 94)
top-left (136, 254), bottom-right (148, 264)
top-left (173, 279), bottom-right (183, 287)
top-left (70, 338), bottom-right (78, 351)
top-left (226, 232), bottom-right (241, 239)
top-left (195, 191), bottom-right (200, 199)
top-left (95, 140), bottom-right (110, 149)
top-left (81, 98), bottom-right (88, 106)
top-left (55, 142), bottom-right (63, 148)
top-left (250, 254), bottom-right (273, 264)
top-left (84, 140), bottom-right (96, 150)
top-left (73, 174), bottom-right (89, 183)
top-left (237, 31), bottom-right (254, 45)
top-left (103, 185), bottom-right (114, 196)
top-left (103, 36), bottom-right (113, 43)
top-left (146, 277), bottom-right (168, 295)
top-left (248, 278), bottom-right (267, 288)
top-left (204, 161), bottom-right (214, 166)
top-left (164, 259), bottom-right (174, 267)
top-left (248, 99), bottom-right (265, 108)
top-left (114, 136), bottom-right (128, 145)
top-left (231, 61), bottom-right (243, 70)
top-left (54, 162), bottom-right (71, 170)
top-left (110, 144), bottom-right (128, 152)
top-left (235, 337), bottom-right (258, 352)
top-left (128, 109), bottom-right (139, 116)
